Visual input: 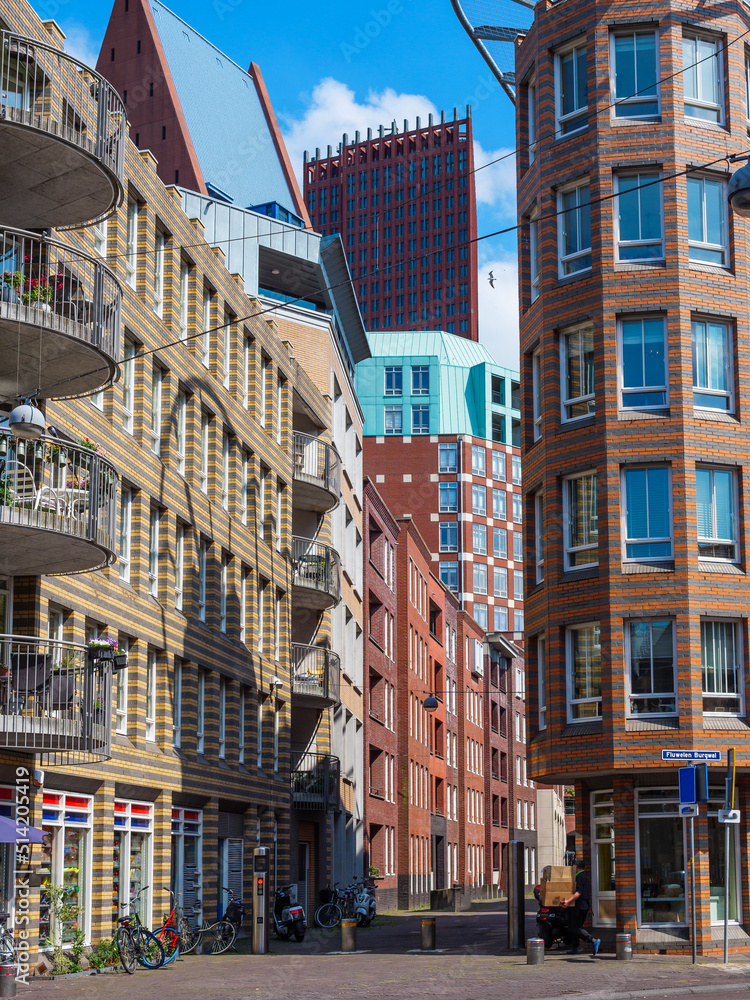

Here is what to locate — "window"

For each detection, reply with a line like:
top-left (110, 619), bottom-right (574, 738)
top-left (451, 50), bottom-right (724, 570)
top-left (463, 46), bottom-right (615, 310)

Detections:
top-left (535, 491), bottom-right (544, 582)
top-left (119, 488), bottom-right (131, 582)
top-left (614, 173), bottom-right (663, 260)
top-left (440, 522), bottom-right (458, 552)
top-left (556, 41), bottom-right (588, 134)
top-left (150, 366), bottom-right (162, 455)
top-left (440, 483), bottom-right (458, 512)
top-left (384, 405), bottom-right (402, 435)
top-left (116, 639), bottom-right (129, 735)
top-left (93, 218), bottom-right (107, 257)
top-left (512, 495), bottom-right (523, 523)
top-left (696, 467), bottom-right (738, 561)
top-left (494, 527), bottom-right (507, 559)
top-left (178, 260), bottom-right (189, 340)
top-left (494, 607), bottom-right (508, 631)
top-left (622, 466), bottom-right (672, 560)
top-left (512, 455), bottom-right (522, 485)
top-left (513, 529), bottom-right (523, 562)
top-left (198, 539), bottom-right (207, 622)
top-left (564, 472), bottom-right (598, 569)
top-left (529, 209), bottom-right (540, 302)
top-left (240, 568), bottom-right (248, 644)
top-left (474, 604), bottom-right (488, 630)
top-left (256, 695), bottom-right (263, 768)
top-left (145, 650), bottom-right (156, 741)
top-left (173, 390), bottom-right (187, 476)
top-left (558, 182), bottom-right (591, 276)
top-left (471, 445), bottom-right (486, 476)
top-left (538, 638), bottom-right (546, 729)
top-left (472, 485), bottom-right (486, 516)
top-left (627, 619), bottom-right (676, 715)
top-left (218, 677), bottom-right (227, 758)
top-left (221, 432), bottom-right (230, 511)
top-left (473, 564), bottom-right (487, 595)
top-left (125, 199), bottom-right (138, 288)
top-left (514, 609), bottom-right (524, 632)
top-left (175, 524), bottom-right (184, 611)
top-left (440, 562), bottom-right (458, 591)
top-left (196, 670), bottom-right (205, 754)
top-left (532, 349), bottom-right (542, 439)
top-left (514, 569), bottom-right (524, 600)
top-left (199, 413), bottom-right (209, 493)
top-left (491, 413), bottom-right (505, 444)
top-left (567, 623), bottom-right (601, 720)
top-left (223, 317), bottom-right (232, 389)
top-left (473, 523), bottom-right (487, 554)
top-left (687, 176), bottom-right (728, 266)
top-left (692, 318), bottom-right (732, 411)
top-left (384, 366), bottom-right (402, 395)
top-left (220, 555), bottom-right (228, 632)
top-left (238, 686), bottom-right (246, 764)
top-left (122, 339), bottom-right (135, 434)
top-left (172, 661), bottom-right (181, 748)
top-left (528, 80), bottom-right (537, 162)
top-left (148, 507), bottom-right (160, 596)
top-left (439, 442), bottom-right (457, 472)
top-left (637, 789), bottom-right (685, 926)
top-left (610, 31), bottom-right (659, 117)
top-left (619, 316), bottom-right (667, 408)
top-left (492, 451), bottom-right (506, 480)
top-left (153, 230), bottom-right (165, 316)
top-left (201, 288), bottom-right (211, 367)
top-left (701, 620), bottom-right (742, 715)
top-left (241, 451), bottom-right (249, 525)
top-left (412, 405), bottom-right (430, 434)
top-left (275, 590), bottom-right (283, 660)
top-left (683, 34), bottom-right (723, 123)
top-left (273, 700), bottom-right (280, 772)
top-left (561, 325), bottom-right (595, 419)
top-left (412, 365), bottom-right (429, 394)
top-left (494, 566), bottom-right (507, 597)
top-left (257, 578), bottom-right (267, 654)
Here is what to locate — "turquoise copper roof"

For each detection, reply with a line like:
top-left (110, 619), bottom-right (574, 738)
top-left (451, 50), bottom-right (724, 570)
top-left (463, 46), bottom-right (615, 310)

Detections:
top-left (149, 0), bottom-right (299, 216)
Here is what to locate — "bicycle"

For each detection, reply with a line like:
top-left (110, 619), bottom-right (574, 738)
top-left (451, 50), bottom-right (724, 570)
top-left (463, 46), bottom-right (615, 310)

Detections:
top-left (314, 885), bottom-right (342, 928)
top-left (0, 912), bottom-right (16, 963)
top-left (153, 887), bottom-right (183, 966)
top-left (193, 888), bottom-right (243, 955)
top-left (115, 887), bottom-right (166, 974)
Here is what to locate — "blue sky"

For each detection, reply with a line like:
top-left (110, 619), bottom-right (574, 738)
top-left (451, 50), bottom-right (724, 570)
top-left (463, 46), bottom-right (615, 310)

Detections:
top-left (30, 0), bottom-right (520, 366)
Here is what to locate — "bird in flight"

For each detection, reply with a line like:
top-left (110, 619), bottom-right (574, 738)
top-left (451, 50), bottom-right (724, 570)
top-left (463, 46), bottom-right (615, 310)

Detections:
top-left (488, 271), bottom-right (496, 288)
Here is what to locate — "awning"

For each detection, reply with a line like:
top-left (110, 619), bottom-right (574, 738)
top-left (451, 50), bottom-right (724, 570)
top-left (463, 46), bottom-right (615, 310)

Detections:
top-left (0, 814), bottom-right (45, 844)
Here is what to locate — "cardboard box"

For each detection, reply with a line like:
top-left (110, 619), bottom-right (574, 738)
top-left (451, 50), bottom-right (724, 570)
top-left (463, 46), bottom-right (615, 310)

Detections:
top-left (540, 866), bottom-right (576, 907)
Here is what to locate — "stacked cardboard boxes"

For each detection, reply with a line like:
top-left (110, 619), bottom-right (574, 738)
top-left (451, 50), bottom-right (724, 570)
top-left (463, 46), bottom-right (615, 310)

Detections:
top-left (540, 866), bottom-right (576, 907)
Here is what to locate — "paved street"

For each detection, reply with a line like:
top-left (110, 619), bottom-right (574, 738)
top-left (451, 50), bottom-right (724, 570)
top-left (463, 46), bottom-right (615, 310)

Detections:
top-left (19, 906), bottom-right (750, 1000)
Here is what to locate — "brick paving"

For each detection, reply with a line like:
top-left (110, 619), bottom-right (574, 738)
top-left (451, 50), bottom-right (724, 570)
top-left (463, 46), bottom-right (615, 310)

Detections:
top-left (17, 908), bottom-right (750, 1000)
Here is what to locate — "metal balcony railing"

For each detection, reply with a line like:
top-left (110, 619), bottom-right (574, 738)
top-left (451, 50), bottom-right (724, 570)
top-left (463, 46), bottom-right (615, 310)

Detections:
top-left (0, 227), bottom-right (121, 398)
top-left (0, 431), bottom-right (118, 574)
top-left (291, 643), bottom-right (340, 704)
top-left (291, 752), bottom-right (340, 810)
top-left (0, 634), bottom-right (117, 763)
top-left (292, 432), bottom-right (340, 505)
top-left (0, 31), bottom-right (126, 225)
top-left (292, 536), bottom-right (341, 603)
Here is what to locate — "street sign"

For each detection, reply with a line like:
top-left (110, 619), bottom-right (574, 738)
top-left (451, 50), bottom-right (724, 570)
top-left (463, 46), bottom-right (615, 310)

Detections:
top-left (679, 766), bottom-right (696, 805)
top-left (680, 804), bottom-right (699, 817)
top-left (662, 750), bottom-right (721, 762)
top-left (718, 809), bottom-right (741, 824)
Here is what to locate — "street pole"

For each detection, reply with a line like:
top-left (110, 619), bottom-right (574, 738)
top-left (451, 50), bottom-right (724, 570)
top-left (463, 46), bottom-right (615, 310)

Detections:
top-left (689, 815), bottom-right (696, 965)
top-left (723, 748), bottom-right (735, 965)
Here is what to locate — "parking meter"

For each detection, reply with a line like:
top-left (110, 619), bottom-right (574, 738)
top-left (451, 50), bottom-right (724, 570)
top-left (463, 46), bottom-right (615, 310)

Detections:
top-left (252, 847), bottom-right (269, 954)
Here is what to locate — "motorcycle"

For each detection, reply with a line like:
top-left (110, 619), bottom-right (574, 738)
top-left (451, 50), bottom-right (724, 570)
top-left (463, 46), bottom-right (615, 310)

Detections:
top-left (272, 885), bottom-right (307, 942)
top-left (354, 879), bottom-right (376, 927)
top-left (534, 883), bottom-right (569, 950)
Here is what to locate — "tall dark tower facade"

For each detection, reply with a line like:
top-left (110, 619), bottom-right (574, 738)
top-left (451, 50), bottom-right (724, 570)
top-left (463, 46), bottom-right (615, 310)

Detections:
top-left (304, 110), bottom-right (479, 340)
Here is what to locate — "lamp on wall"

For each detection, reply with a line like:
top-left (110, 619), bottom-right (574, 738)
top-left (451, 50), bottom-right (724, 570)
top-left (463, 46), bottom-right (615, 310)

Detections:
top-left (9, 398), bottom-right (45, 439)
top-left (727, 154), bottom-right (750, 217)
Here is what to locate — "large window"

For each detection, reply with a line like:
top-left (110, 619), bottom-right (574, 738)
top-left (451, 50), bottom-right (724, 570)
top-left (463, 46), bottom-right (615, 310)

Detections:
top-left (627, 619), bottom-right (676, 715)
top-left (558, 182), bottom-right (591, 276)
top-left (119, 488), bottom-right (131, 582)
top-left (473, 564), bottom-right (487, 595)
top-left (687, 176), bottom-right (727, 266)
top-left (537, 638), bottom-right (546, 729)
top-left (708, 793), bottom-right (741, 924)
top-left (683, 34), bottom-right (723, 123)
top-left (619, 316), bottom-right (667, 409)
top-left (384, 365), bottom-right (402, 395)
top-left (471, 445), bottom-right (486, 476)
top-left (439, 483), bottom-right (458, 512)
top-left (692, 318), bottom-right (732, 411)
top-left (440, 522), bottom-right (458, 552)
top-left (122, 339), bottom-right (135, 434)
top-left (561, 326), bottom-right (595, 420)
top-left (530, 210), bottom-right (540, 302)
top-left (384, 405), bottom-right (402, 435)
top-left (532, 348), bottom-right (542, 439)
top-left (493, 566), bottom-right (507, 597)
top-left (556, 42), bottom-right (588, 135)
top-left (472, 484), bottom-right (486, 516)
top-left (412, 404), bottom-right (430, 434)
top-left (564, 472), bottom-right (598, 569)
top-left (175, 391), bottom-right (186, 476)
top-left (621, 466), bottom-right (672, 560)
top-left (125, 199), bottom-right (138, 288)
top-left (440, 562), bottom-right (458, 592)
top-left (614, 173), bottom-right (663, 261)
top-left (412, 365), bottom-right (430, 394)
top-left (610, 31), bottom-right (659, 117)
top-left (637, 789), bottom-right (685, 926)
top-left (535, 491), bottom-right (544, 583)
top-left (150, 366), bottom-right (162, 456)
top-left (439, 443), bottom-right (457, 472)
top-left (472, 523), bottom-right (487, 554)
top-left (493, 527), bottom-right (507, 559)
top-left (493, 488), bottom-right (506, 520)
top-left (696, 466), bottom-right (737, 561)
top-left (39, 792), bottom-right (93, 949)
top-left (701, 620), bottom-right (742, 715)
top-left (566, 623), bottom-right (601, 720)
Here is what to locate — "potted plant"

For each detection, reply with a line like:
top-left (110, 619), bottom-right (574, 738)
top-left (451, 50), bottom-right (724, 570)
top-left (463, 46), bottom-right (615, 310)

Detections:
top-left (21, 274), bottom-right (52, 309)
top-left (87, 637), bottom-right (117, 663)
top-left (2, 270), bottom-right (20, 304)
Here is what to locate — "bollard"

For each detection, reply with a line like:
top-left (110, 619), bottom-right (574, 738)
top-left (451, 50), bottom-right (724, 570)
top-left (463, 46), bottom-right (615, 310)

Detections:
top-left (341, 918), bottom-right (357, 953)
top-left (527, 938), bottom-right (545, 966)
top-left (421, 918), bottom-right (436, 951)
top-left (616, 933), bottom-right (632, 961)
top-left (0, 961), bottom-right (16, 999)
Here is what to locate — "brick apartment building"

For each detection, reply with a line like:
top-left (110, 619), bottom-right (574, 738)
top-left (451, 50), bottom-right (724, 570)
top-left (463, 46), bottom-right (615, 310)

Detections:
top-left (303, 113), bottom-right (479, 339)
top-left (515, 0), bottom-right (750, 955)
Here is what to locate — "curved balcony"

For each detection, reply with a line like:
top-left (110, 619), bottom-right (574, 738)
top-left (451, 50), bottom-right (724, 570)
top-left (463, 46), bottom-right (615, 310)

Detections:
top-left (292, 432), bottom-right (340, 511)
top-left (0, 432), bottom-right (118, 575)
top-left (292, 536), bottom-right (341, 611)
top-left (0, 228), bottom-right (121, 399)
top-left (0, 634), bottom-right (116, 763)
top-left (291, 643), bottom-right (340, 707)
top-left (291, 751), bottom-right (340, 810)
top-left (0, 32), bottom-right (125, 229)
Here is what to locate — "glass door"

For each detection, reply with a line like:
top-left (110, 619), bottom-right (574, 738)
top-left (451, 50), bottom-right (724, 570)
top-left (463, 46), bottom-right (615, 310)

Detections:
top-left (708, 794), bottom-right (741, 924)
top-left (591, 790), bottom-right (616, 924)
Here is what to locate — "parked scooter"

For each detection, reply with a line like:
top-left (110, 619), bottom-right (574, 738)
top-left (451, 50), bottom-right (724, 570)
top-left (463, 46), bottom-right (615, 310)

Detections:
top-left (355, 879), bottom-right (376, 927)
top-left (533, 883), bottom-right (569, 950)
top-left (272, 885), bottom-right (307, 941)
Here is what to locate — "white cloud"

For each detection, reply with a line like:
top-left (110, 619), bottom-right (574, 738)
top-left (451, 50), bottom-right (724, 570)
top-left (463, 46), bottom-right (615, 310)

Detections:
top-left (477, 251), bottom-right (519, 371)
top-left (61, 22), bottom-right (100, 69)
top-left (281, 78), bottom-right (440, 185)
top-left (473, 142), bottom-right (516, 222)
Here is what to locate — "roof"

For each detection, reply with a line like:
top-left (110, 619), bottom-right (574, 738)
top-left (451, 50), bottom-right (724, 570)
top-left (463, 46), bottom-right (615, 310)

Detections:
top-left (366, 330), bottom-right (500, 368)
top-left (148, 0), bottom-right (305, 220)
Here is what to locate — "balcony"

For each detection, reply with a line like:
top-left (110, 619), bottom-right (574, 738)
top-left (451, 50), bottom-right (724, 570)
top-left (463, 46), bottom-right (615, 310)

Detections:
top-left (291, 643), bottom-right (340, 707)
top-left (0, 229), bottom-right (121, 399)
top-left (0, 635), bottom-right (116, 762)
top-left (292, 432), bottom-right (340, 511)
top-left (0, 32), bottom-right (125, 228)
top-left (0, 432), bottom-right (118, 575)
top-left (292, 536), bottom-right (341, 611)
top-left (291, 752), bottom-right (340, 810)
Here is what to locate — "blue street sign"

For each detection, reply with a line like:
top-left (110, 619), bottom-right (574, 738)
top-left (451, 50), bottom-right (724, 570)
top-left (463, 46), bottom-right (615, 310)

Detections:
top-left (679, 766), bottom-right (696, 805)
top-left (662, 750), bottom-right (721, 762)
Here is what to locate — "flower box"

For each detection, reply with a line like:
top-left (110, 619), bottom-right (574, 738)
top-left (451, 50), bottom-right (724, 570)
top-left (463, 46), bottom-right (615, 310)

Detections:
top-left (113, 653), bottom-right (128, 671)
top-left (87, 645), bottom-right (114, 663)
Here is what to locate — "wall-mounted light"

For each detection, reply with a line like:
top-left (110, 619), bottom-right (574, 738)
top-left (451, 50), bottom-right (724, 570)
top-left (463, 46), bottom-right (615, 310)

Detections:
top-left (9, 398), bottom-right (45, 439)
